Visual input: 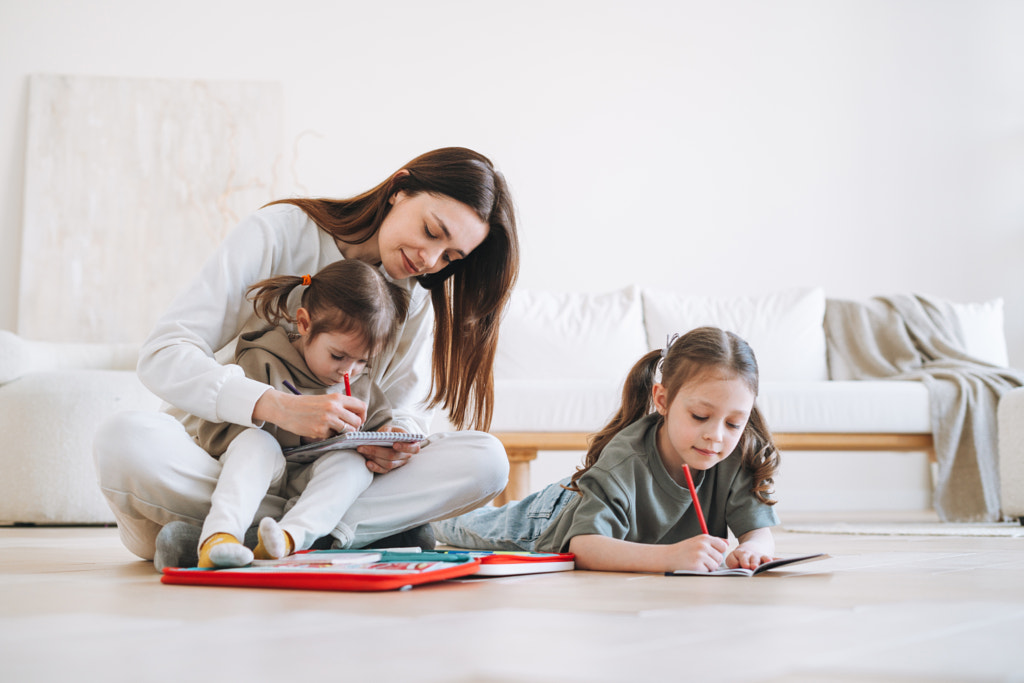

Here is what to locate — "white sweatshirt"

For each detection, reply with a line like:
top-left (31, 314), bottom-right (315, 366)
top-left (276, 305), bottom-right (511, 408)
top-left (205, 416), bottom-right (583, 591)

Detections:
top-left (137, 203), bottom-right (434, 434)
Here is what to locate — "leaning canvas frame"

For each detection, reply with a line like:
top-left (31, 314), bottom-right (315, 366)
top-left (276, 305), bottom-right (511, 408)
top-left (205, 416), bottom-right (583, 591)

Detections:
top-left (19, 74), bottom-right (283, 344)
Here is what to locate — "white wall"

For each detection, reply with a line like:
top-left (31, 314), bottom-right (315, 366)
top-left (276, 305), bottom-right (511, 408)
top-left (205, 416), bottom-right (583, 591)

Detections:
top-left (2, 1), bottom-right (1022, 512)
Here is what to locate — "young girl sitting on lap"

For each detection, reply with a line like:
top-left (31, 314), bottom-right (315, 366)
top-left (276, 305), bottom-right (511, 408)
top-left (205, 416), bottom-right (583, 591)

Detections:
top-left (433, 326), bottom-right (782, 574)
top-left (194, 259), bottom-right (408, 568)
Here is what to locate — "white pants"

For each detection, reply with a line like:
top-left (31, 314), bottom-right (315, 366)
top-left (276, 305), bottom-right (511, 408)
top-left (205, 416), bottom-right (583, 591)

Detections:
top-left (93, 410), bottom-right (509, 561)
top-left (200, 428), bottom-right (374, 552)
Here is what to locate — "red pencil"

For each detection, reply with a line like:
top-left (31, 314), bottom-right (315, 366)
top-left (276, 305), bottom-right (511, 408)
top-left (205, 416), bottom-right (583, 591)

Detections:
top-left (343, 372), bottom-right (351, 397)
top-left (682, 464), bottom-right (709, 535)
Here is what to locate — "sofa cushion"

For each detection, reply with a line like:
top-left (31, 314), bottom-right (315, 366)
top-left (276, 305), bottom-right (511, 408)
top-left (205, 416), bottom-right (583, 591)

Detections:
top-left (641, 287), bottom-right (828, 382)
top-left (757, 380), bottom-right (931, 433)
top-left (489, 378), bottom-right (932, 435)
top-left (490, 378), bottom-right (623, 433)
top-left (495, 286), bottom-right (649, 383)
top-left (950, 298), bottom-right (1009, 367)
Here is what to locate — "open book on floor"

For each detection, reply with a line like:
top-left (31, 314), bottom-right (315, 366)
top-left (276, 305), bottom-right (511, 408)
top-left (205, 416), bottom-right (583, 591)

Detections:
top-left (666, 553), bottom-right (829, 577)
top-left (283, 431), bottom-right (426, 464)
top-left (160, 549), bottom-right (478, 591)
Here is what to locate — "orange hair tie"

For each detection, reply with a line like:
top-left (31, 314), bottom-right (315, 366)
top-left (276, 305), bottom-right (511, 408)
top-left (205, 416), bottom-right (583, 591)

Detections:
top-left (301, 274), bottom-right (312, 286)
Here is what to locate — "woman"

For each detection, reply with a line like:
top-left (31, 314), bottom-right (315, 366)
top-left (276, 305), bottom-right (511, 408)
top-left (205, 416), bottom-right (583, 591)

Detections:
top-left (93, 147), bottom-right (519, 570)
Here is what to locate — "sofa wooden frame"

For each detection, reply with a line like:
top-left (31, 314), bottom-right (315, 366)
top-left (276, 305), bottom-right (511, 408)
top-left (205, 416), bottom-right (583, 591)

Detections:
top-left (491, 431), bottom-right (935, 506)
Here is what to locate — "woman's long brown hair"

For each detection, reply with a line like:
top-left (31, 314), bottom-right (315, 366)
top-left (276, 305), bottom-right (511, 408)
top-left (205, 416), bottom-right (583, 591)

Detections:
top-left (568, 327), bottom-right (780, 505)
top-left (268, 147), bottom-right (519, 430)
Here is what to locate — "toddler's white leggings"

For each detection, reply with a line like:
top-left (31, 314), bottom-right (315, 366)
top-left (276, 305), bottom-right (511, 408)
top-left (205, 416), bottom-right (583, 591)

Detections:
top-left (93, 410), bottom-right (509, 560)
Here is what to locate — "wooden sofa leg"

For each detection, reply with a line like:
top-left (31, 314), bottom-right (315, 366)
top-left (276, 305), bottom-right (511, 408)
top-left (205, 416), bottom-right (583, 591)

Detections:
top-left (492, 447), bottom-right (539, 507)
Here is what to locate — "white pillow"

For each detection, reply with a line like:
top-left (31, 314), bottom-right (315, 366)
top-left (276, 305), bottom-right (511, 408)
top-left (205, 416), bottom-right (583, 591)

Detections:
top-left (495, 286), bottom-right (649, 382)
top-left (641, 287), bottom-right (828, 382)
top-left (950, 298), bottom-right (1008, 367)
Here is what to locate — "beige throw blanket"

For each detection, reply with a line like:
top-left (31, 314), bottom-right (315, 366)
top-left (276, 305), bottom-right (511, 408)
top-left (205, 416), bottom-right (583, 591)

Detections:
top-left (824, 294), bottom-right (1024, 522)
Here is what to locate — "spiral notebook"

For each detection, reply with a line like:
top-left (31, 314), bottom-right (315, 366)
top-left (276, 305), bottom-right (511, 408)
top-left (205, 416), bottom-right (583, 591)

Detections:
top-left (284, 431), bottom-right (426, 464)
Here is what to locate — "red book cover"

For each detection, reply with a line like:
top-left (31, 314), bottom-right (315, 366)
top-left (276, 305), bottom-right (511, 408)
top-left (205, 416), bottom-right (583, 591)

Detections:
top-left (161, 550), bottom-right (480, 592)
top-left (439, 551), bottom-right (576, 576)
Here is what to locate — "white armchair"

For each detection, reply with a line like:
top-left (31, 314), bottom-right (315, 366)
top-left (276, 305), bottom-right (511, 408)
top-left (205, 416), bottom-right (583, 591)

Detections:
top-left (0, 331), bottom-right (161, 524)
top-left (999, 387), bottom-right (1024, 524)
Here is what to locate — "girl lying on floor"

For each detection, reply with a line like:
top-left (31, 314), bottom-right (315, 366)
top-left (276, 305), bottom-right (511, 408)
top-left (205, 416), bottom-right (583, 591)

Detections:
top-left (433, 326), bottom-right (782, 573)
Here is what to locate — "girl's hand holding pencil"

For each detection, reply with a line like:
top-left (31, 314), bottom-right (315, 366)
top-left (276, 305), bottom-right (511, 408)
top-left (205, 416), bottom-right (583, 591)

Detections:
top-left (674, 463), bottom-right (730, 572)
top-left (665, 535), bottom-right (730, 573)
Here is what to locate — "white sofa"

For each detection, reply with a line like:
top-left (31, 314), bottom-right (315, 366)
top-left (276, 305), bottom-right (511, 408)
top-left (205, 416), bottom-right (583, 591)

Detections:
top-left (2, 287), bottom-right (1023, 525)
top-left (0, 332), bottom-right (161, 524)
top-left (483, 286), bottom-right (1024, 522)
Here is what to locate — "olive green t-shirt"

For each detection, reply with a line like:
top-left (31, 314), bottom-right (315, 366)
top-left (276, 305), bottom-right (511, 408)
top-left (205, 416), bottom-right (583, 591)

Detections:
top-left (534, 413), bottom-right (779, 553)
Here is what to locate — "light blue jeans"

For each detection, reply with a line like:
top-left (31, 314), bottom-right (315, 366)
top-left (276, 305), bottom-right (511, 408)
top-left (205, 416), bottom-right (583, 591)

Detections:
top-left (432, 477), bottom-right (576, 551)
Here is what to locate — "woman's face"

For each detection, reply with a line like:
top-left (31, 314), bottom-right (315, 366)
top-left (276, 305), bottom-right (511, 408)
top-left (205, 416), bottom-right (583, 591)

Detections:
top-left (376, 191), bottom-right (489, 280)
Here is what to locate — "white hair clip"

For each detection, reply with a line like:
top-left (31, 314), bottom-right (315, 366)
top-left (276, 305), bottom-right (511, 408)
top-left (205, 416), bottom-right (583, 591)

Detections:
top-left (656, 333), bottom-right (680, 383)
top-left (661, 333), bottom-right (680, 362)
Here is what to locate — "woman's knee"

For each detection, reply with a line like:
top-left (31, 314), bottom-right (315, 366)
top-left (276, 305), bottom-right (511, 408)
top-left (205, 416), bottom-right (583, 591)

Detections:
top-left (93, 410), bottom-right (203, 490)
top-left (455, 431), bottom-right (510, 498)
top-left (93, 411), bottom-right (164, 487)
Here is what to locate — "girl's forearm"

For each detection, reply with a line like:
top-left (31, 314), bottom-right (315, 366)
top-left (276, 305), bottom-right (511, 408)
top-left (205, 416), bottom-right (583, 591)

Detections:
top-left (568, 534), bottom-right (674, 573)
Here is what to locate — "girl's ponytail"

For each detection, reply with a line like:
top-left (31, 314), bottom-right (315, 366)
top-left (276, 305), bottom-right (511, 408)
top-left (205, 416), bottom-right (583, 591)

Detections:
top-left (248, 276), bottom-right (305, 327)
top-left (566, 349), bottom-right (662, 492)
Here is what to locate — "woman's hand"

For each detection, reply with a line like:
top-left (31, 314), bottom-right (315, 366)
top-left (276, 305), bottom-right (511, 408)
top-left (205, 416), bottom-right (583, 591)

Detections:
top-left (724, 527), bottom-right (776, 570)
top-left (355, 425), bottom-right (421, 474)
top-left (253, 389), bottom-right (367, 440)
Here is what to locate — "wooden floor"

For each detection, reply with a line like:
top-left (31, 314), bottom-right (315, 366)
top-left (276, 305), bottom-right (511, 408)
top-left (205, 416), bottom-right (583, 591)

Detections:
top-left (2, 512), bottom-right (1023, 683)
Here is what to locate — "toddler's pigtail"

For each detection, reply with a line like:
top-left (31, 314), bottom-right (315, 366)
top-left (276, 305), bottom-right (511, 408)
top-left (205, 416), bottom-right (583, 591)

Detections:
top-left (566, 349), bottom-right (662, 492)
top-left (248, 275), bottom-right (306, 327)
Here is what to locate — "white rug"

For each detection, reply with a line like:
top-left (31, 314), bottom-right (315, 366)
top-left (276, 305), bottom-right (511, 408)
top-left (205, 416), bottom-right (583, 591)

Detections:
top-left (782, 521), bottom-right (1024, 537)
